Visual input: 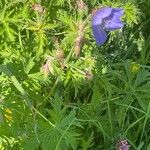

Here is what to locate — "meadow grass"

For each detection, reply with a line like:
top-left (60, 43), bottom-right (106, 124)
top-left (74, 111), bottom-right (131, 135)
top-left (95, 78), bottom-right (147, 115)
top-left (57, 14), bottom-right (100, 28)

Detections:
top-left (0, 0), bottom-right (150, 149)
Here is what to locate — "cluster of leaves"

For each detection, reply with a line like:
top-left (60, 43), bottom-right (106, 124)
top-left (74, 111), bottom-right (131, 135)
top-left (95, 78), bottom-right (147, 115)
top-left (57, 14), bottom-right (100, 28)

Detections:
top-left (0, 0), bottom-right (150, 149)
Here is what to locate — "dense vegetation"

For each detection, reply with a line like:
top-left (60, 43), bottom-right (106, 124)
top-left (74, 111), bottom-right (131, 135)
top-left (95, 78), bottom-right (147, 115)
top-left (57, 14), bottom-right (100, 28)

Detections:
top-left (0, 0), bottom-right (150, 149)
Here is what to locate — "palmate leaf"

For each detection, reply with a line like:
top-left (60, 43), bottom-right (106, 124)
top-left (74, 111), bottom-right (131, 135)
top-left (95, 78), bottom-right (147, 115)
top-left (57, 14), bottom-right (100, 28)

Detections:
top-left (23, 110), bottom-right (80, 150)
top-left (40, 127), bottom-right (79, 150)
top-left (0, 0), bottom-right (26, 42)
top-left (23, 135), bottom-right (40, 150)
top-left (21, 56), bottom-right (35, 75)
top-left (0, 65), bottom-right (81, 149)
top-left (49, 97), bottom-right (81, 149)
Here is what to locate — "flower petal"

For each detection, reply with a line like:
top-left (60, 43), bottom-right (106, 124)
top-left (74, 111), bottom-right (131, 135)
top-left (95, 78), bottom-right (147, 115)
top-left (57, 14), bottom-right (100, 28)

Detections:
top-left (92, 7), bottom-right (112, 26)
top-left (112, 8), bottom-right (124, 17)
top-left (104, 15), bottom-right (124, 31)
top-left (92, 25), bottom-right (107, 45)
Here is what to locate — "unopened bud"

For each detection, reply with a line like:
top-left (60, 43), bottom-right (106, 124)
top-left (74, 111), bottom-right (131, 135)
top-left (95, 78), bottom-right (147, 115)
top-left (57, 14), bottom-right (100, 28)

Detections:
top-left (76, 0), bottom-right (87, 10)
top-left (31, 3), bottom-right (45, 14)
top-left (91, 8), bottom-right (98, 16)
top-left (56, 50), bottom-right (65, 69)
top-left (74, 34), bottom-right (84, 57)
top-left (41, 63), bottom-right (49, 78)
top-left (41, 57), bottom-right (54, 79)
top-left (85, 70), bottom-right (93, 80)
top-left (74, 22), bottom-right (86, 57)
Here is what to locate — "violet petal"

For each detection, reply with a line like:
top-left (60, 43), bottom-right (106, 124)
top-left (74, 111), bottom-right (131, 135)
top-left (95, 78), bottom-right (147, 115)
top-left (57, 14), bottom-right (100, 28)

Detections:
top-left (104, 16), bottom-right (124, 31)
top-left (112, 8), bottom-right (124, 17)
top-left (92, 25), bottom-right (107, 45)
top-left (92, 7), bottom-right (112, 26)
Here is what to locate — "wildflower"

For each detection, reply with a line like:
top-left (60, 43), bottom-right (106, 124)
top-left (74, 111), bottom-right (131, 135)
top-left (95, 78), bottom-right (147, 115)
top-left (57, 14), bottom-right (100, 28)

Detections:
top-left (92, 7), bottom-right (124, 45)
top-left (117, 139), bottom-right (130, 150)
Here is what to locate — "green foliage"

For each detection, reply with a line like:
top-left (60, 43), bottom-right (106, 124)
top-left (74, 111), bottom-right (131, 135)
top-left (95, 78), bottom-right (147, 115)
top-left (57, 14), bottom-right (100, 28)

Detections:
top-left (0, 0), bottom-right (150, 149)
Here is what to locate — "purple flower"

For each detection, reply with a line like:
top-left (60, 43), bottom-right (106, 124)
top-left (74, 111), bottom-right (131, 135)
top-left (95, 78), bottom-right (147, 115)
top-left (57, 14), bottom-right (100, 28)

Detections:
top-left (117, 139), bottom-right (130, 150)
top-left (92, 7), bottom-right (124, 45)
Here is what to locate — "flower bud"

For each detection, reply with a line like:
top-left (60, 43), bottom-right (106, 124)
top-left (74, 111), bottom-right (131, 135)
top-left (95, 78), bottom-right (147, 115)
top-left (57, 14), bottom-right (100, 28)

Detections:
top-left (85, 70), bottom-right (93, 80)
top-left (41, 57), bottom-right (54, 79)
top-left (31, 3), bottom-right (45, 14)
top-left (74, 23), bottom-right (85, 56)
top-left (76, 0), bottom-right (87, 10)
top-left (74, 34), bottom-right (84, 57)
top-left (56, 50), bottom-right (65, 69)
